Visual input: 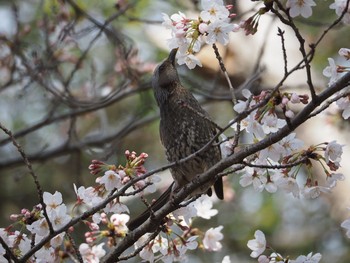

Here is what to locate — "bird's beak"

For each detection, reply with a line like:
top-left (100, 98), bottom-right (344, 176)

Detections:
top-left (167, 48), bottom-right (178, 66)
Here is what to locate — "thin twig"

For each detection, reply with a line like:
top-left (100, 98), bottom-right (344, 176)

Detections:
top-left (0, 123), bottom-right (54, 233)
top-left (212, 44), bottom-right (237, 105)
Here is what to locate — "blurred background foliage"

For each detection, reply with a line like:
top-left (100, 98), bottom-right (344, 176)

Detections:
top-left (0, 0), bottom-right (349, 262)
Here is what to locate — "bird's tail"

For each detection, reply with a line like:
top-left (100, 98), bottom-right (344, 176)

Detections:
top-left (127, 182), bottom-right (174, 231)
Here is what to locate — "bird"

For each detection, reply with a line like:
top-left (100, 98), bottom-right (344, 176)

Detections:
top-left (127, 48), bottom-right (223, 231)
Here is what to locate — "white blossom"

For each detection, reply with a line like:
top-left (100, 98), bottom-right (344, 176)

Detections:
top-left (172, 202), bottom-right (197, 225)
top-left (290, 252), bottom-right (322, 263)
top-left (200, 0), bottom-right (229, 22)
top-left (247, 230), bottom-right (266, 258)
top-left (203, 226), bottom-right (224, 251)
top-left (110, 213), bottom-right (129, 233)
top-left (177, 53), bottom-right (202, 69)
top-left (279, 133), bottom-right (304, 156)
top-left (193, 195), bottom-right (218, 219)
top-left (323, 58), bottom-right (339, 87)
top-left (326, 172), bottom-right (345, 188)
top-left (99, 170), bottom-right (122, 191)
top-left (336, 96), bottom-right (350, 119)
top-left (330, 0), bottom-right (350, 24)
top-left (287, 0), bottom-right (316, 18)
top-left (302, 185), bottom-right (331, 199)
top-left (206, 20), bottom-right (234, 45)
top-left (341, 217), bottom-right (350, 238)
top-left (261, 114), bottom-right (286, 134)
top-left (339, 47), bottom-right (350, 59)
top-left (239, 167), bottom-right (267, 193)
top-left (325, 140), bottom-right (344, 164)
top-left (221, 255), bottom-right (231, 263)
top-left (273, 173), bottom-right (300, 198)
top-left (43, 191), bottom-right (63, 212)
top-left (79, 243), bottom-right (106, 263)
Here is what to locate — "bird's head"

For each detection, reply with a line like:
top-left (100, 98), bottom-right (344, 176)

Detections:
top-left (152, 48), bottom-right (180, 106)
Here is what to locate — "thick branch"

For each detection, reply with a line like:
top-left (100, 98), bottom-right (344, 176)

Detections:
top-left (103, 71), bottom-right (350, 262)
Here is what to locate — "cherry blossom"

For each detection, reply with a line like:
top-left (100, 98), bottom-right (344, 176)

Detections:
top-left (239, 166), bottom-right (267, 192)
top-left (279, 133), bottom-right (304, 156)
top-left (330, 0), bottom-right (350, 24)
top-left (287, 0), bottom-right (316, 18)
top-left (43, 191), bottom-right (63, 212)
top-left (326, 172), bottom-right (345, 188)
top-left (177, 53), bottom-right (202, 69)
top-left (49, 204), bottom-right (71, 231)
top-left (324, 140), bottom-right (344, 164)
top-left (273, 174), bottom-right (300, 198)
top-left (172, 202), bottom-right (197, 225)
top-left (161, 0), bottom-right (237, 69)
top-left (151, 235), bottom-right (169, 255)
top-left (79, 243), bottom-right (106, 263)
top-left (259, 142), bottom-right (285, 162)
top-left (222, 255), bottom-right (231, 263)
top-left (139, 246), bottom-right (155, 263)
top-left (203, 226), bottom-right (224, 251)
top-left (290, 252), bottom-right (322, 263)
top-left (200, 0), bottom-right (229, 22)
top-left (261, 114), bottom-right (286, 134)
top-left (34, 247), bottom-right (56, 262)
top-left (206, 20), bottom-right (235, 45)
top-left (258, 254), bottom-right (270, 263)
top-left (110, 213), bottom-right (129, 233)
top-left (336, 96), bottom-right (350, 119)
top-left (27, 217), bottom-right (49, 237)
top-left (341, 217), bottom-right (350, 238)
top-left (339, 48), bottom-right (350, 60)
top-left (193, 195), bottom-right (218, 219)
top-left (233, 89), bottom-right (253, 113)
top-left (98, 170), bottom-right (123, 191)
top-left (302, 185), bottom-right (331, 199)
top-left (323, 58), bottom-right (339, 87)
top-left (247, 230), bottom-right (266, 258)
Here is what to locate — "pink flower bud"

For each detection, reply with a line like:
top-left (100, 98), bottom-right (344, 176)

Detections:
top-left (229, 13), bottom-right (237, 18)
top-left (21, 208), bottom-right (29, 215)
top-left (285, 110), bottom-right (295, 118)
top-left (282, 97), bottom-right (289, 105)
top-left (122, 177), bottom-right (130, 184)
top-left (10, 214), bottom-right (19, 221)
top-left (290, 93), bottom-right (300, 103)
top-left (89, 223), bottom-right (99, 231)
top-left (300, 94), bottom-right (309, 104)
top-left (140, 152), bottom-right (148, 159)
top-left (86, 237), bottom-right (94, 243)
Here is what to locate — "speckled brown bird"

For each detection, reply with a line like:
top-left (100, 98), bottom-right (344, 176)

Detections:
top-left (127, 48), bottom-right (223, 230)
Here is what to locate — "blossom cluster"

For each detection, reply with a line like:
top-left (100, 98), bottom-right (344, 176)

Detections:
top-left (323, 47), bottom-right (350, 119)
top-left (0, 151), bottom-right (149, 261)
top-left (162, 0), bottom-right (350, 70)
top-left (0, 191), bottom-right (71, 261)
top-left (247, 230), bottom-right (322, 263)
top-left (0, 150), bottom-right (231, 262)
top-left (226, 89), bottom-right (346, 199)
top-left (136, 195), bottom-right (226, 262)
top-left (162, 0), bottom-right (238, 69)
